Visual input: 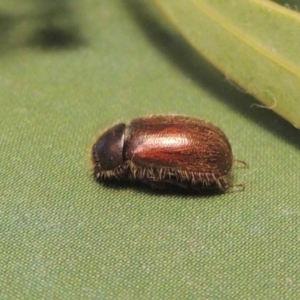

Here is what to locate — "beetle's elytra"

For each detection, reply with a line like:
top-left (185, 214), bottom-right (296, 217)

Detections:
top-left (92, 115), bottom-right (236, 192)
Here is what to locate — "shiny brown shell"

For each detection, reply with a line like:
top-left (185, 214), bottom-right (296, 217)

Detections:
top-left (92, 115), bottom-right (233, 192)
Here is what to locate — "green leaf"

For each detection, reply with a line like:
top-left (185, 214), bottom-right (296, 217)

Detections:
top-left (153, 0), bottom-right (300, 128)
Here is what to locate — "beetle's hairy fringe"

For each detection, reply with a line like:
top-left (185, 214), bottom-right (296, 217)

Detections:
top-left (127, 162), bottom-right (231, 192)
top-left (93, 161), bottom-right (232, 192)
top-left (93, 164), bottom-right (127, 180)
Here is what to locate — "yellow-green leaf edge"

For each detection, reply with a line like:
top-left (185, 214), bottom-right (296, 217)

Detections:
top-left (153, 0), bottom-right (300, 129)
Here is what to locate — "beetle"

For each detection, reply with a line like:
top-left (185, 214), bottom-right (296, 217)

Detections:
top-left (91, 115), bottom-right (237, 192)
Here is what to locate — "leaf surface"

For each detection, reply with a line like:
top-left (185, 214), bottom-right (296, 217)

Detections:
top-left (154, 0), bottom-right (300, 128)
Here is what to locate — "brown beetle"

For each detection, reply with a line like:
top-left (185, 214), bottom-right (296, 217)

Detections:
top-left (91, 115), bottom-right (237, 192)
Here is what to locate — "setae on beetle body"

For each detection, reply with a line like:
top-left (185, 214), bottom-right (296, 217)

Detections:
top-left (92, 115), bottom-right (234, 192)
